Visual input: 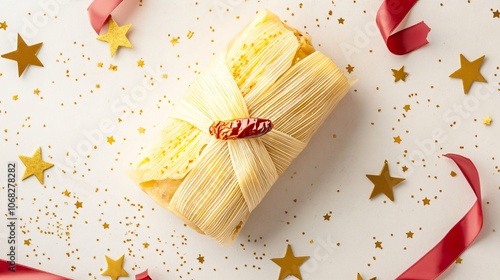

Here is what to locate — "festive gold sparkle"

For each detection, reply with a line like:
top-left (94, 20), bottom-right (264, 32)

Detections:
top-left (19, 147), bottom-right (53, 184)
top-left (422, 197), bottom-right (431, 205)
top-left (143, 242), bottom-right (150, 248)
top-left (138, 127), bottom-right (146, 134)
top-left (271, 244), bottom-right (309, 280)
top-left (338, 17), bottom-right (345, 24)
top-left (97, 18), bottom-right (133, 57)
top-left (393, 136), bottom-right (402, 144)
top-left (323, 213), bottom-right (331, 221)
top-left (101, 255), bottom-right (129, 280)
top-left (107, 136), bottom-right (116, 145)
top-left (2, 34), bottom-right (43, 77)
top-left (170, 37), bottom-right (179, 46)
top-left (406, 231), bottom-right (414, 238)
top-left (449, 54), bottom-right (486, 94)
top-left (493, 10), bottom-right (500, 18)
top-left (103, 222), bottom-right (110, 229)
top-left (75, 201), bottom-right (83, 209)
top-left (346, 64), bottom-right (355, 73)
top-left (375, 241), bottom-right (383, 249)
top-left (392, 66), bottom-right (408, 82)
top-left (483, 116), bottom-right (492, 125)
top-left (137, 59), bottom-right (145, 67)
top-left (0, 21), bottom-right (7, 30)
top-left (455, 257), bottom-right (463, 264)
top-left (197, 254), bottom-right (205, 264)
top-left (366, 161), bottom-right (405, 201)
top-left (403, 104), bottom-right (411, 112)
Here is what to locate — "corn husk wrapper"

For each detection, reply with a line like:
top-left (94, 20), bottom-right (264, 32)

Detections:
top-left (129, 10), bottom-right (351, 244)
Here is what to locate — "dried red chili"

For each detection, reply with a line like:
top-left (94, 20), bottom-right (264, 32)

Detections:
top-left (209, 118), bottom-right (273, 140)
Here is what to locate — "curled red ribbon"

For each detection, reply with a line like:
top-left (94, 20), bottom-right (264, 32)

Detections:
top-left (0, 260), bottom-right (71, 279)
top-left (396, 154), bottom-right (483, 280)
top-left (136, 269), bottom-right (152, 280)
top-left (87, 0), bottom-right (123, 34)
top-left (376, 0), bottom-right (431, 55)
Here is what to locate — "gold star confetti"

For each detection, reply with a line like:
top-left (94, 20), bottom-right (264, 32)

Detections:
top-left (75, 201), bottom-right (83, 209)
top-left (18, 147), bottom-right (53, 184)
top-left (97, 62), bottom-right (103, 67)
top-left (271, 244), bottom-right (309, 280)
top-left (323, 213), bottom-right (331, 221)
top-left (422, 197), bottom-right (431, 205)
top-left (103, 222), bottom-right (110, 229)
top-left (449, 54), bottom-right (486, 94)
top-left (493, 10), bottom-right (500, 18)
top-left (138, 127), bottom-right (146, 134)
top-left (392, 66), bottom-right (408, 82)
top-left (143, 242), bottom-right (150, 248)
top-left (137, 59), bottom-right (145, 67)
top-left (109, 64), bottom-right (118, 71)
top-left (1, 34), bottom-right (43, 77)
top-left (346, 64), bottom-right (355, 73)
top-left (162, 73), bottom-right (168, 79)
top-left (170, 37), bottom-right (179, 46)
top-left (374, 241), bottom-right (383, 249)
top-left (338, 17), bottom-right (345, 24)
top-left (366, 160), bottom-right (405, 201)
top-left (101, 255), bottom-right (129, 280)
top-left (24, 239), bottom-right (31, 246)
top-left (197, 254), bottom-right (205, 264)
top-left (107, 136), bottom-right (116, 145)
top-left (455, 257), bottom-right (463, 264)
top-left (34, 88), bottom-right (40, 95)
top-left (402, 166), bottom-right (408, 172)
top-left (12, 95), bottom-right (18, 101)
top-left (63, 189), bottom-right (71, 197)
top-left (483, 115), bottom-right (492, 125)
top-left (406, 231), bottom-right (414, 238)
top-left (357, 273), bottom-right (377, 280)
top-left (97, 18), bottom-right (133, 57)
top-left (0, 21), bottom-right (7, 30)
top-left (403, 104), bottom-right (411, 112)
top-left (393, 136), bottom-right (402, 144)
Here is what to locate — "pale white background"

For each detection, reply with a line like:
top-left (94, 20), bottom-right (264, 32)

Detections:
top-left (0, 0), bottom-right (499, 279)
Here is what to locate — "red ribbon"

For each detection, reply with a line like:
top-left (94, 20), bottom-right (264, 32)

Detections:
top-left (376, 0), bottom-right (431, 55)
top-left (0, 260), bottom-right (71, 279)
top-left (136, 269), bottom-right (152, 280)
top-left (87, 0), bottom-right (123, 34)
top-left (396, 154), bottom-right (483, 280)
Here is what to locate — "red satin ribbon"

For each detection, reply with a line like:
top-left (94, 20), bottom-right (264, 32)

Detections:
top-left (396, 154), bottom-right (483, 280)
top-left (376, 0), bottom-right (431, 55)
top-left (136, 269), bottom-right (152, 280)
top-left (0, 260), bottom-right (71, 279)
top-left (87, 0), bottom-right (123, 34)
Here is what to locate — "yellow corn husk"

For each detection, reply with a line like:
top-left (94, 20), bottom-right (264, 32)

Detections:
top-left (129, 9), bottom-right (351, 244)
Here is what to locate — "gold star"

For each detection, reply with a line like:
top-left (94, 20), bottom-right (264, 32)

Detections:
top-left (97, 18), bottom-right (133, 57)
top-left (357, 273), bottom-right (377, 280)
top-left (455, 257), bottom-right (463, 264)
top-left (271, 244), bottom-right (309, 280)
top-left (170, 37), bottom-right (179, 46)
top-left (97, 62), bottom-right (103, 68)
top-left (346, 64), bottom-right (354, 73)
top-left (323, 213), bottom-right (331, 221)
top-left (449, 54), bottom-right (486, 94)
top-left (197, 254), bottom-right (205, 264)
top-left (392, 66), bottom-right (408, 82)
top-left (137, 59), bottom-right (145, 67)
top-left (109, 64), bottom-right (118, 71)
top-left (19, 147), bottom-right (53, 184)
top-left (374, 241), bottom-right (383, 249)
top-left (34, 88), bottom-right (40, 95)
top-left (63, 189), bottom-right (71, 197)
top-left (24, 239), bottom-right (31, 246)
top-left (493, 10), bottom-right (500, 18)
top-left (483, 115), bottom-right (492, 125)
top-left (162, 73), bottom-right (168, 79)
top-left (107, 136), bottom-right (116, 145)
top-left (366, 161), bottom-right (405, 201)
top-left (75, 201), bottom-right (83, 209)
top-left (406, 231), bottom-right (414, 238)
top-left (103, 222), bottom-right (110, 229)
top-left (2, 34), bottom-right (43, 77)
top-left (13, 95), bottom-right (18, 101)
top-left (393, 136), bottom-right (402, 144)
top-left (402, 166), bottom-right (408, 172)
top-left (422, 197), bottom-right (431, 205)
top-left (0, 21), bottom-right (7, 30)
top-left (403, 104), bottom-right (411, 112)
top-left (142, 242), bottom-right (150, 248)
top-left (138, 127), bottom-right (146, 134)
top-left (101, 255), bottom-right (129, 280)
top-left (338, 17), bottom-right (345, 24)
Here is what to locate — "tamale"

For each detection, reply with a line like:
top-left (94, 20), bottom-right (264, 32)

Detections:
top-left (129, 9), bottom-right (351, 244)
